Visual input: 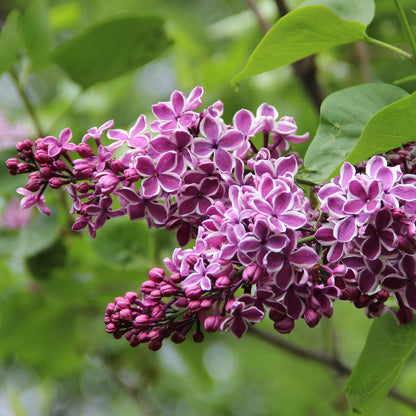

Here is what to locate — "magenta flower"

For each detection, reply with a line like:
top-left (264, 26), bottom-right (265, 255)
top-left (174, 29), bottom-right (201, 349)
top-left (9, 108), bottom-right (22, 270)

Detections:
top-left (178, 178), bottom-right (219, 216)
top-left (44, 128), bottom-right (76, 158)
top-left (85, 196), bottom-right (125, 229)
top-left (16, 187), bottom-right (51, 215)
top-left (220, 300), bottom-right (264, 338)
top-left (182, 258), bottom-right (220, 291)
top-left (193, 115), bottom-right (245, 173)
top-left (382, 255), bottom-right (416, 309)
top-left (115, 187), bottom-right (169, 226)
top-left (107, 115), bottom-right (149, 151)
top-left (151, 86), bottom-right (203, 132)
top-left (150, 130), bottom-right (196, 174)
top-left (82, 119), bottom-right (114, 143)
top-left (135, 152), bottom-right (181, 198)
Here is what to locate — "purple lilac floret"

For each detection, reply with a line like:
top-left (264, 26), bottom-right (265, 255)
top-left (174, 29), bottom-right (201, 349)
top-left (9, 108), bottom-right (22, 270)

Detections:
top-left (7, 86), bottom-right (416, 351)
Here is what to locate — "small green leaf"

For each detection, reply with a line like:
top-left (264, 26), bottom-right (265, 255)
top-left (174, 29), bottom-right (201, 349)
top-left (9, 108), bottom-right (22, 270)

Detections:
top-left (52, 15), bottom-right (172, 89)
top-left (393, 74), bottom-right (416, 86)
top-left (0, 10), bottom-right (21, 75)
top-left (233, 6), bottom-right (365, 84)
top-left (344, 90), bottom-right (416, 167)
top-left (300, 0), bottom-right (375, 26)
top-left (299, 84), bottom-right (408, 183)
top-left (344, 313), bottom-right (416, 415)
top-left (21, 0), bottom-right (52, 71)
top-left (88, 217), bottom-right (155, 269)
top-left (17, 211), bottom-right (60, 258)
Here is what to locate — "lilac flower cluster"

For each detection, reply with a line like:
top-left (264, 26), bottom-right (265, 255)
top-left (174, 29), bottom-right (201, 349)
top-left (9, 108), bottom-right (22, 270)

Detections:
top-left (7, 86), bottom-right (416, 351)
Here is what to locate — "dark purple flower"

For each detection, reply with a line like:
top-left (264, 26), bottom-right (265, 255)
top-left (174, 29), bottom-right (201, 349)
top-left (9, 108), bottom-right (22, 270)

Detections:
top-left (382, 255), bottom-right (416, 309)
top-left (135, 152), bottom-right (181, 198)
top-left (193, 115), bottom-right (245, 173)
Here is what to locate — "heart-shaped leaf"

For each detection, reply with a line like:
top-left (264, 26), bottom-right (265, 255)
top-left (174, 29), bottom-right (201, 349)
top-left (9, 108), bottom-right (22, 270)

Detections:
top-left (299, 84), bottom-right (408, 183)
top-left (233, 6), bottom-right (366, 84)
top-left (344, 313), bottom-right (416, 415)
top-left (52, 15), bottom-right (172, 89)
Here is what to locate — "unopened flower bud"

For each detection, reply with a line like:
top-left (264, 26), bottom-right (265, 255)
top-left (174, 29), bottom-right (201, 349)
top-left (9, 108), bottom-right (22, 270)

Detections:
top-left (148, 340), bottom-right (163, 351)
top-left (185, 285), bottom-right (202, 300)
top-left (124, 168), bottom-right (140, 182)
top-left (35, 150), bottom-right (51, 164)
top-left (74, 163), bottom-right (93, 180)
top-left (273, 317), bottom-right (295, 334)
top-left (192, 330), bottom-right (204, 343)
top-left (119, 308), bottom-right (132, 321)
top-left (77, 182), bottom-right (91, 193)
top-left (16, 139), bottom-right (33, 152)
top-left (77, 143), bottom-right (94, 158)
top-left (148, 267), bottom-right (165, 283)
top-left (215, 276), bottom-right (230, 289)
top-left (125, 291), bottom-right (139, 303)
top-left (171, 331), bottom-right (186, 344)
top-left (111, 159), bottom-right (125, 173)
top-left (134, 314), bottom-right (150, 329)
top-left (204, 315), bottom-right (221, 333)
top-left (141, 280), bottom-right (157, 294)
top-left (170, 272), bottom-right (183, 283)
top-left (49, 177), bottom-right (64, 189)
top-left (200, 299), bottom-right (212, 310)
top-left (304, 309), bottom-right (320, 328)
top-left (188, 300), bottom-right (201, 312)
top-left (397, 307), bottom-right (414, 325)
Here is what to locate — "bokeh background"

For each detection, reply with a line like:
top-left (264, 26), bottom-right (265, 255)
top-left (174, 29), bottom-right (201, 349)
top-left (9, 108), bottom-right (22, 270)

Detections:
top-left (1, 0), bottom-right (416, 414)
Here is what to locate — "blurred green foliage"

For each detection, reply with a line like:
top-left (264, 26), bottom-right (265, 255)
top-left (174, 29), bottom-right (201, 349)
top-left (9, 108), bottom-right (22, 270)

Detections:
top-left (0, 0), bottom-right (416, 415)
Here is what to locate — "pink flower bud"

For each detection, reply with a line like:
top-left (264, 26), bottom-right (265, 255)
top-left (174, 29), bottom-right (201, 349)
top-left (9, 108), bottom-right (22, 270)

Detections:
top-left (171, 331), bottom-right (186, 344)
top-left (215, 276), bottom-right (230, 289)
top-left (148, 267), bottom-right (165, 283)
top-left (111, 159), bottom-right (125, 173)
top-left (49, 177), bottom-right (64, 189)
top-left (124, 168), bottom-right (140, 182)
top-left (77, 143), bottom-right (94, 158)
top-left (185, 285), bottom-right (202, 300)
top-left (204, 315), bottom-right (221, 333)
top-left (273, 317), bottom-right (295, 334)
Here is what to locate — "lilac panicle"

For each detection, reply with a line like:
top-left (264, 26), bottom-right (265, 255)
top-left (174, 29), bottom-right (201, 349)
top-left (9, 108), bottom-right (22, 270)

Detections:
top-left (8, 85), bottom-right (416, 351)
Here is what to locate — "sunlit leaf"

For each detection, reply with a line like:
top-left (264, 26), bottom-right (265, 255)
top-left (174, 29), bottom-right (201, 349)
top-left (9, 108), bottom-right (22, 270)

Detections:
top-left (299, 84), bottom-right (408, 183)
top-left (344, 90), bottom-right (416, 167)
top-left (233, 6), bottom-right (366, 84)
top-left (87, 217), bottom-right (155, 269)
top-left (0, 10), bottom-right (21, 75)
top-left (17, 211), bottom-right (60, 257)
top-left (300, 0), bottom-right (375, 25)
top-left (52, 15), bottom-right (172, 88)
top-left (21, 0), bottom-right (52, 71)
top-left (344, 313), bottom-right (416, 415)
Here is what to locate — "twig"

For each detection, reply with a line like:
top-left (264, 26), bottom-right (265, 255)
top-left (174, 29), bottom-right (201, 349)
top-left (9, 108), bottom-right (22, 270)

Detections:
top-left (353, 42), bottom-right (373, 84)
top-left (10, 67), bottom-right (44, 137)
top-left (244, 0), bottom-right (270, 33)
top-left (363, 33), bottom-right (413, 62)
top-left (274, 0), bottom-right (325, 111)
top-left (393, 0), bottom-right (416, 65)
top-left (248, 326), bottom-right (416, 411)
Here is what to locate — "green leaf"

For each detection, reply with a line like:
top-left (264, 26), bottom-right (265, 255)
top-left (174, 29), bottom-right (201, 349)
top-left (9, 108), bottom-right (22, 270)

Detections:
top-left (17, 211), bottom-right (60, 258)
top-left (0, 10), bottom-right (21, 75)
top-left (300, 0), bottom-right (375, 26)
top-left (52, 15), bottom-right (172, 89)
top-left (393, 74), bottom-right (416, 86)
top-left (21, 0), bottom-right (52, 71)
top-left (88, 217), bottom-right (155, 269)
top-left (344, 90), bottom-right (416, 167)
top-left (233, 6), bottom-right (366, 84)
top-left (299, 84), bottom-right (408, 184)
top-left (344, 313), bottom-right (416, 415)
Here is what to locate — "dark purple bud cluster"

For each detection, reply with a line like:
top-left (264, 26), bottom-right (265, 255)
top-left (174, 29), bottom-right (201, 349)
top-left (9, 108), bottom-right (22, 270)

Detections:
top-left (7, 86), bottom-right (416, 351)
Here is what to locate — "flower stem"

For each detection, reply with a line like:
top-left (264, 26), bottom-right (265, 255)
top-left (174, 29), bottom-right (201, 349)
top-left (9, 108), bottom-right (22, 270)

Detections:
top-left (393, 0), bottom-right (416, 64)
top-left (297, 235), bottom-right (315, 244)
top-left (10, 67), bottom-right (44, 137)
top-left (363, 33), bottom-right (414, 63)
top-left (247, 326), bottom-right (416, 411)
